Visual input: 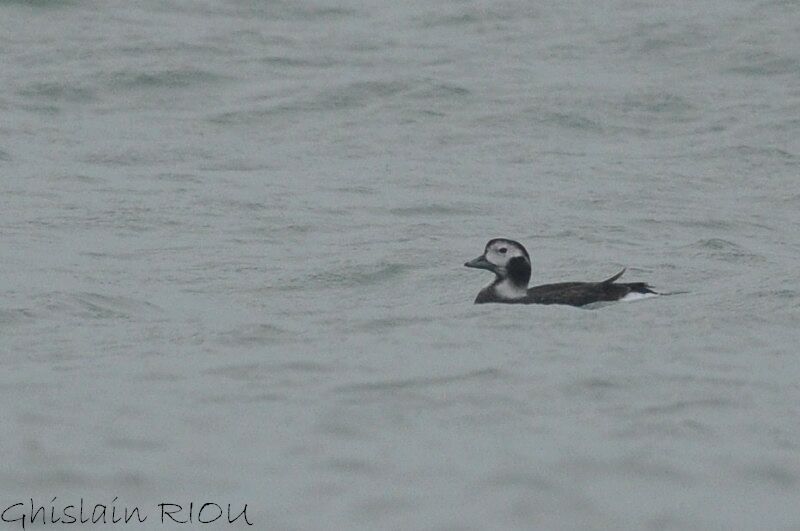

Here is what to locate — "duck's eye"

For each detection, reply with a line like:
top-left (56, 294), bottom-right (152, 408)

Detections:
top-left (498, 248), bottom-right (507, 254)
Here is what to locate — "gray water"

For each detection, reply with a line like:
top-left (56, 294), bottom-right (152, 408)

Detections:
top-left (2, 0), bottom-right (800, 529)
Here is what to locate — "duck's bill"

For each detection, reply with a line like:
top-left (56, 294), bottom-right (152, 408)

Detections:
top-left (464, 255), bottom-right (493, 271)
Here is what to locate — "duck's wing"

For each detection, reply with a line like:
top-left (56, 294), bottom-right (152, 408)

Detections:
top-left (525, 280), bottom-right (636, 306)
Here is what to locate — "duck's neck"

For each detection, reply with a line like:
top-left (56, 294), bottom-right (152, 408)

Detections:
top-left (492, 278), bottom-right (528, 299)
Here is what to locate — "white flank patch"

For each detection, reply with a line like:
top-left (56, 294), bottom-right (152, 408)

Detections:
top-left (619, 292), bottom-right (659, 302)
top-left (582, 292), bottom-right (658, 309)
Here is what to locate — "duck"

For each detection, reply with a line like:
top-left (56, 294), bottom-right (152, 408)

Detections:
top-left (464, 238), bottom-right (656, 306)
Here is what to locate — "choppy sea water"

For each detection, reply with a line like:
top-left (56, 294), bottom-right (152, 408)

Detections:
top-left (2, 0), bottom-right (799, 529)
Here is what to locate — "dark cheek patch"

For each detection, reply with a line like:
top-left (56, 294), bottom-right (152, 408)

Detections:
top-left (506, 256), bottom-right (531, 284)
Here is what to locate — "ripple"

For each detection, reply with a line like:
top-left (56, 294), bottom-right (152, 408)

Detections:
top-left (103, 68), bottom-right (228, 90)
top-left (258, 55), bottom-right (337, 68)
top-left (352, 316), bottom-right (430, 332)
top-left (685, 238), bottom-right (764, 263)
top-left (740, 462), bottom-right (798, 488)
top-left (308, 262), bottom-right (416, 288)
top-left (219, 80), bottom-right (412, 119)
top-left (621, 92), bottom-right (696, 117)
top-left (727, 52), bottom-right (800, 76)
top-left (214, 323), bottom-right (294, 346)
top-left (479, 470), bottom-right (554, 489)
top-left (229, 3), bottom-right (356, 20)
top-left (41, 292), bottom-right (161, 320)
top-left (0, 308), bottom-right (36, 325)
top-left (310, 80), bottom-right (409, 111)
top-left (332, 367), bottom-right (502, 394)
top-left (726, 145), bottom-right (795, 160)
top-left (639, 397), bottom-right (737, 415)
top-left (418, 12), bottom-right (480, 28)
top-left (1, 0), bottom-right (78, 7)
top-left (693, 238), bottom-right (741, 250)
top-left (615, 418), bottom-right (717, 440)
top-left (568, 376), bottom-right (630, 399)
top-left (199, 392), bottom-right (284, 405)
top-left (105, 437), bottom-right (166, 452)
top-left (538, 111), bottom-right (605, 132)
top-left (17, 82), bottom-right (96, 103)
top-left (321, 457), bottom-right (378, 476)
top-left (389, 204), bottom-right (475, 217)
top-left (409, 82), bottom-right (470, 100)
top-left (207, 360), bottom-right (337, 382)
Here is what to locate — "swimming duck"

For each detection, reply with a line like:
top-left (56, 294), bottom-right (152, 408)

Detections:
top-left (464, 238), bottom-right (656, 306)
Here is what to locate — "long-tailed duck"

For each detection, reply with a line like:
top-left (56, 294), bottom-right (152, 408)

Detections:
top-left (464, 238), bottom-right (656, 306)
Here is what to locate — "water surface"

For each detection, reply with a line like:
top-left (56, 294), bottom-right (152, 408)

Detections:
top-left (1, 1), bottom-right (799, 529)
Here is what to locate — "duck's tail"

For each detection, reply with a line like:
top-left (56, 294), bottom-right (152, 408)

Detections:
top-left (601, 268), bottom-right (626, 284)
top-left (603, 268), bottom-right (657, 294)
top-left (623, 282), bottom-right (657, 294)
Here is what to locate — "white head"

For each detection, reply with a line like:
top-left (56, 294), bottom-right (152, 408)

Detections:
top-left (464, 239), bottom-right (532, 295)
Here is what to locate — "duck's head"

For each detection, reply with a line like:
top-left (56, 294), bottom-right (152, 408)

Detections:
top-left (464, 238), bottom-right (531, 287)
